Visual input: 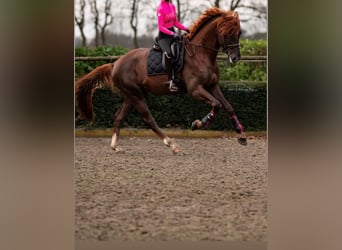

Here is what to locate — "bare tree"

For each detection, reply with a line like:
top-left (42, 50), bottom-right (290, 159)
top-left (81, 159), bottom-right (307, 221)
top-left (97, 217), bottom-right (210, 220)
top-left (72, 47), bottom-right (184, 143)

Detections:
top-left (175, 0), bottom-right (181, 22)
top-left (230, 0), bottom-right (242, 10)
top-left (206, 0), bottom-right (267, 24)
top-left (75, 0), bottom-right (87, 46)
top-left (89, 0), bottom-right (113, 46)
top-left (238, 2), bottom-right (267, 21)
top-left (130, 0), bottom-right (140, 48)
top-left (174, 0), bottom-right (195, 28)
top-left (89, 0), bottom-right (100, 46)
top-left (99, 0), bottom-right (113, 45)
top-left (207, 0), bottom-right (248, 10)
top-left (207, 0), bottom-right (220, 8)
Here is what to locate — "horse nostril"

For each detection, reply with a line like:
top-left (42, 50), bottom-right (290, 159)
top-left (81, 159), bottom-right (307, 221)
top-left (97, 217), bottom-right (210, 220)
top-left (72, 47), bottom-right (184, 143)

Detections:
top-left (232, 56), bottom-right (240, 63)
top-left (229, 55), bottom-right (240, 64)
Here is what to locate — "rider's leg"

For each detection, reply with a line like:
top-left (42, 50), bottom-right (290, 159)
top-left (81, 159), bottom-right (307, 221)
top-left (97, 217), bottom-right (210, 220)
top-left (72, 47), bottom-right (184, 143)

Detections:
top-left (159, 36), bottom-right (178, 92)
top-left (164, 52), bottom-right (178, 92)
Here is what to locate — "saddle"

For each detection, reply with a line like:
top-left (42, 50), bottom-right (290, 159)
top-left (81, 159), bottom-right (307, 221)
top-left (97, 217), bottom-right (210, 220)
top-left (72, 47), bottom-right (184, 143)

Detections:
top-left (147, 37), bottom-right (185, 76)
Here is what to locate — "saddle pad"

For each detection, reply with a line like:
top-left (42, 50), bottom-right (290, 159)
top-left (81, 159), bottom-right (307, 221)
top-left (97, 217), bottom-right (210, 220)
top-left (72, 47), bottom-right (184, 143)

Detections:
top-left (147, 45), bottom-right (184, 76)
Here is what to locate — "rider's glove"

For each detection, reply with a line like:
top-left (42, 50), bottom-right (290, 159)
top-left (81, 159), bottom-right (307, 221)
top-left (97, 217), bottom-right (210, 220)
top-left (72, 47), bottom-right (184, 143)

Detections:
top-left (173, 33), bottom-right (181, 40)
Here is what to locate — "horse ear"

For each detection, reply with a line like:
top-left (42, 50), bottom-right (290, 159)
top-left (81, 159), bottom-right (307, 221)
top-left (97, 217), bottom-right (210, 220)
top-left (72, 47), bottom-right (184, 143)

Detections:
top-left (230, 10), bottom-right (238, 18)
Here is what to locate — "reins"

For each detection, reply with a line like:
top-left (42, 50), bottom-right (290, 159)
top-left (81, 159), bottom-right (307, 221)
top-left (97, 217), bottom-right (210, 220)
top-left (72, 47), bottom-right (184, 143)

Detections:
top-left (183, 38), bottom-right (219, 57)
top-left (182, 38), bottom-right (240, 57)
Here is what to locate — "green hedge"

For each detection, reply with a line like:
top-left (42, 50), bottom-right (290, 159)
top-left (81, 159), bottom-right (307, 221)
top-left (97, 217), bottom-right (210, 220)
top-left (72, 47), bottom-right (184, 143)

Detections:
top-left (219, 39), bottom-right (267, 82)
top-left (75, 40), bottom-right (267, 131)
top-left (76, 84), bottom-right (266, 131)
top-left (75, 46), bottom-right (128, 79)
top-left (75, 40), bottom-right (267, 82)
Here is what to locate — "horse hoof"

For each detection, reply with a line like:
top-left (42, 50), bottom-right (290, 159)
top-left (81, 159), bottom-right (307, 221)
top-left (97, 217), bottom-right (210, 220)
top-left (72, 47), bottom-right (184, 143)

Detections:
top-left (172, 145), bottom-right (180, 154)
top-left (172, 147), bottom-right (180, 154)
top-left (238, 137), bottom-right (247, 146)
top-left (112, 146), bottom-right (125, 153)
top-left (191, 120), bottom-right (201, 130)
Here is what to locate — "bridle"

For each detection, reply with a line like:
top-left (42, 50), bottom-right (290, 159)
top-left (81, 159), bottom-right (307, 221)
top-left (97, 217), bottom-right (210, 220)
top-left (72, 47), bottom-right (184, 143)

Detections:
top-left (223, 11), bottom-right (240, 55)
top-left (183, 11), bottom-right (241, 57)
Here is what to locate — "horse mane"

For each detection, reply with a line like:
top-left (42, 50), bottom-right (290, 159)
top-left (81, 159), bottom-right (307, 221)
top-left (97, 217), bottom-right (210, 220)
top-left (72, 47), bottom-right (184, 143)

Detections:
top-left (186, 7), bottom-right (240, 40)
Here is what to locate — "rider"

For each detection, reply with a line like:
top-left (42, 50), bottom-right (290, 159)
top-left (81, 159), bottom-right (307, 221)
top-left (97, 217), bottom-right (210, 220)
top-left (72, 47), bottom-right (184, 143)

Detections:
top-left (156, 0), bottom-right (190, 92)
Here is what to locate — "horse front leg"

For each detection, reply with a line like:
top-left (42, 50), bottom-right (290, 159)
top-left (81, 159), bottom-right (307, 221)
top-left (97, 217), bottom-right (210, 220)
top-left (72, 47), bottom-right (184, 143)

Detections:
top-left (190, 85), bottom-right (247, 145)
top-left (191, 107), bottom-right (219, 130)
top-left (189, 85), bottom-right (222, 130)
top-left (211, 85), bottom-right (247, 145)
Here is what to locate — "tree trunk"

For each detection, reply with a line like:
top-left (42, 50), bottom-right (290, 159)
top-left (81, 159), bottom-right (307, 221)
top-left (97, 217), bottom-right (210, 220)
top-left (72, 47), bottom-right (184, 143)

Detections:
top-left (75, 0), bottom-right (87, 46)
top-left (98, 0), bottom-right (113, 46)
top-left (89, 0), bottom-right (100, 47)
top-left (130, 0), bottom-right (139, 48)
top-left (80, 29), bottom-right (87, 47)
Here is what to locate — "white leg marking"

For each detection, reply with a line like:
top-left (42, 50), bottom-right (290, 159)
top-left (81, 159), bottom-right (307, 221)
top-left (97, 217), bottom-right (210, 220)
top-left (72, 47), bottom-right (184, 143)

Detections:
top-left (163, 137), bottom-right (180, 154)
top-left (111, 133), bottom-right (118, 149)
top-left (163, 137), bottom-right (171, 147)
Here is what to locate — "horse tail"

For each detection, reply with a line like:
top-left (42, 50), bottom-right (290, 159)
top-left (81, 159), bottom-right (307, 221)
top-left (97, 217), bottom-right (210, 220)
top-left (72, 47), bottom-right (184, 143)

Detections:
top-left (75, 62), bottom-right (115, 122)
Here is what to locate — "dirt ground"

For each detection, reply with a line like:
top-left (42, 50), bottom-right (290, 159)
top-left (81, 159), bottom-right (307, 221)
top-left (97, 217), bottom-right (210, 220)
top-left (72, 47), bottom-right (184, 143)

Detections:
top-left (75, 135), bottom-right (267, 241)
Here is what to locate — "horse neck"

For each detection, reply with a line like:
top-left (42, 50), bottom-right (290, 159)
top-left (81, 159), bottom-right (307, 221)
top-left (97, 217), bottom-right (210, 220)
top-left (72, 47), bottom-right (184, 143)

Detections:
top-left (190, 21), bottom-right (220, 60)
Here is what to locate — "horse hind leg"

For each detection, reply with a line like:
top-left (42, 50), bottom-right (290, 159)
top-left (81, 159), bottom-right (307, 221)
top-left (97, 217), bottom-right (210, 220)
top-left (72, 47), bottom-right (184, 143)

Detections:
top-left (111, 100), bottom-right (132, 152)
top-left (162, 137), bottom-right (180, 154)
top-left (132, 98), bottom-right (180, 154)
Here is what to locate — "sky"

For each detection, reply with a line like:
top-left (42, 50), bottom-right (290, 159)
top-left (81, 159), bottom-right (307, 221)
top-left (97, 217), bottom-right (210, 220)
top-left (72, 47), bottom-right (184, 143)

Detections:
top-left (74, 0), bottom-right (267, 40)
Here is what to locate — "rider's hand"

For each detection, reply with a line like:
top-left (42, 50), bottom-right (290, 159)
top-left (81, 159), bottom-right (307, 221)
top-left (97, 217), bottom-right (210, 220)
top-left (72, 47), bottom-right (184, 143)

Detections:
top-left (173, 33), bottom-right (181, 40)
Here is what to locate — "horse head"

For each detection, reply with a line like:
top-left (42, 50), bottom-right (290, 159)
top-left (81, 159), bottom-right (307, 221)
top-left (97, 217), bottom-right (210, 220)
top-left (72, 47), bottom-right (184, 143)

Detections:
top-left (187, 8), bottom-right (242, 63)
top-left (217, 11), bottom-right (241, 63)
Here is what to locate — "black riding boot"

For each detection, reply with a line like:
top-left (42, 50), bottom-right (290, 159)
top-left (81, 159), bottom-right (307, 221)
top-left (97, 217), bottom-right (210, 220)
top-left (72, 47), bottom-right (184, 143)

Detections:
top-left (164, 53), bottom-right (178, 92)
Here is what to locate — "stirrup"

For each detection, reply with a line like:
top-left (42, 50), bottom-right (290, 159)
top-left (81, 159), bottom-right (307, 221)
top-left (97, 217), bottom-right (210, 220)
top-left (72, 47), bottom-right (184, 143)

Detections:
top-left (168, 80), bottom-right (179, 92)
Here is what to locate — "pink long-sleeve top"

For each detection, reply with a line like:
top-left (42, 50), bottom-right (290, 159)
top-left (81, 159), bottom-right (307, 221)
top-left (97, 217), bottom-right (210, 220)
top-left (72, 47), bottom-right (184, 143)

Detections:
top-left (156, 1), bottom-right (188, 35)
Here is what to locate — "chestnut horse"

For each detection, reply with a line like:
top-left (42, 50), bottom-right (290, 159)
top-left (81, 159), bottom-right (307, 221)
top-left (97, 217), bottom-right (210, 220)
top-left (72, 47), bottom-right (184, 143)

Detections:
top-left (75, 7), bottom-right (247, 154)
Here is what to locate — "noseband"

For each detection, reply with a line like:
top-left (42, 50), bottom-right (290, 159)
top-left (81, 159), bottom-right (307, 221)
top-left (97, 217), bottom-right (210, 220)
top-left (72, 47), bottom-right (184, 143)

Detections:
top-left (223, 35), bottom-right (240, 55)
